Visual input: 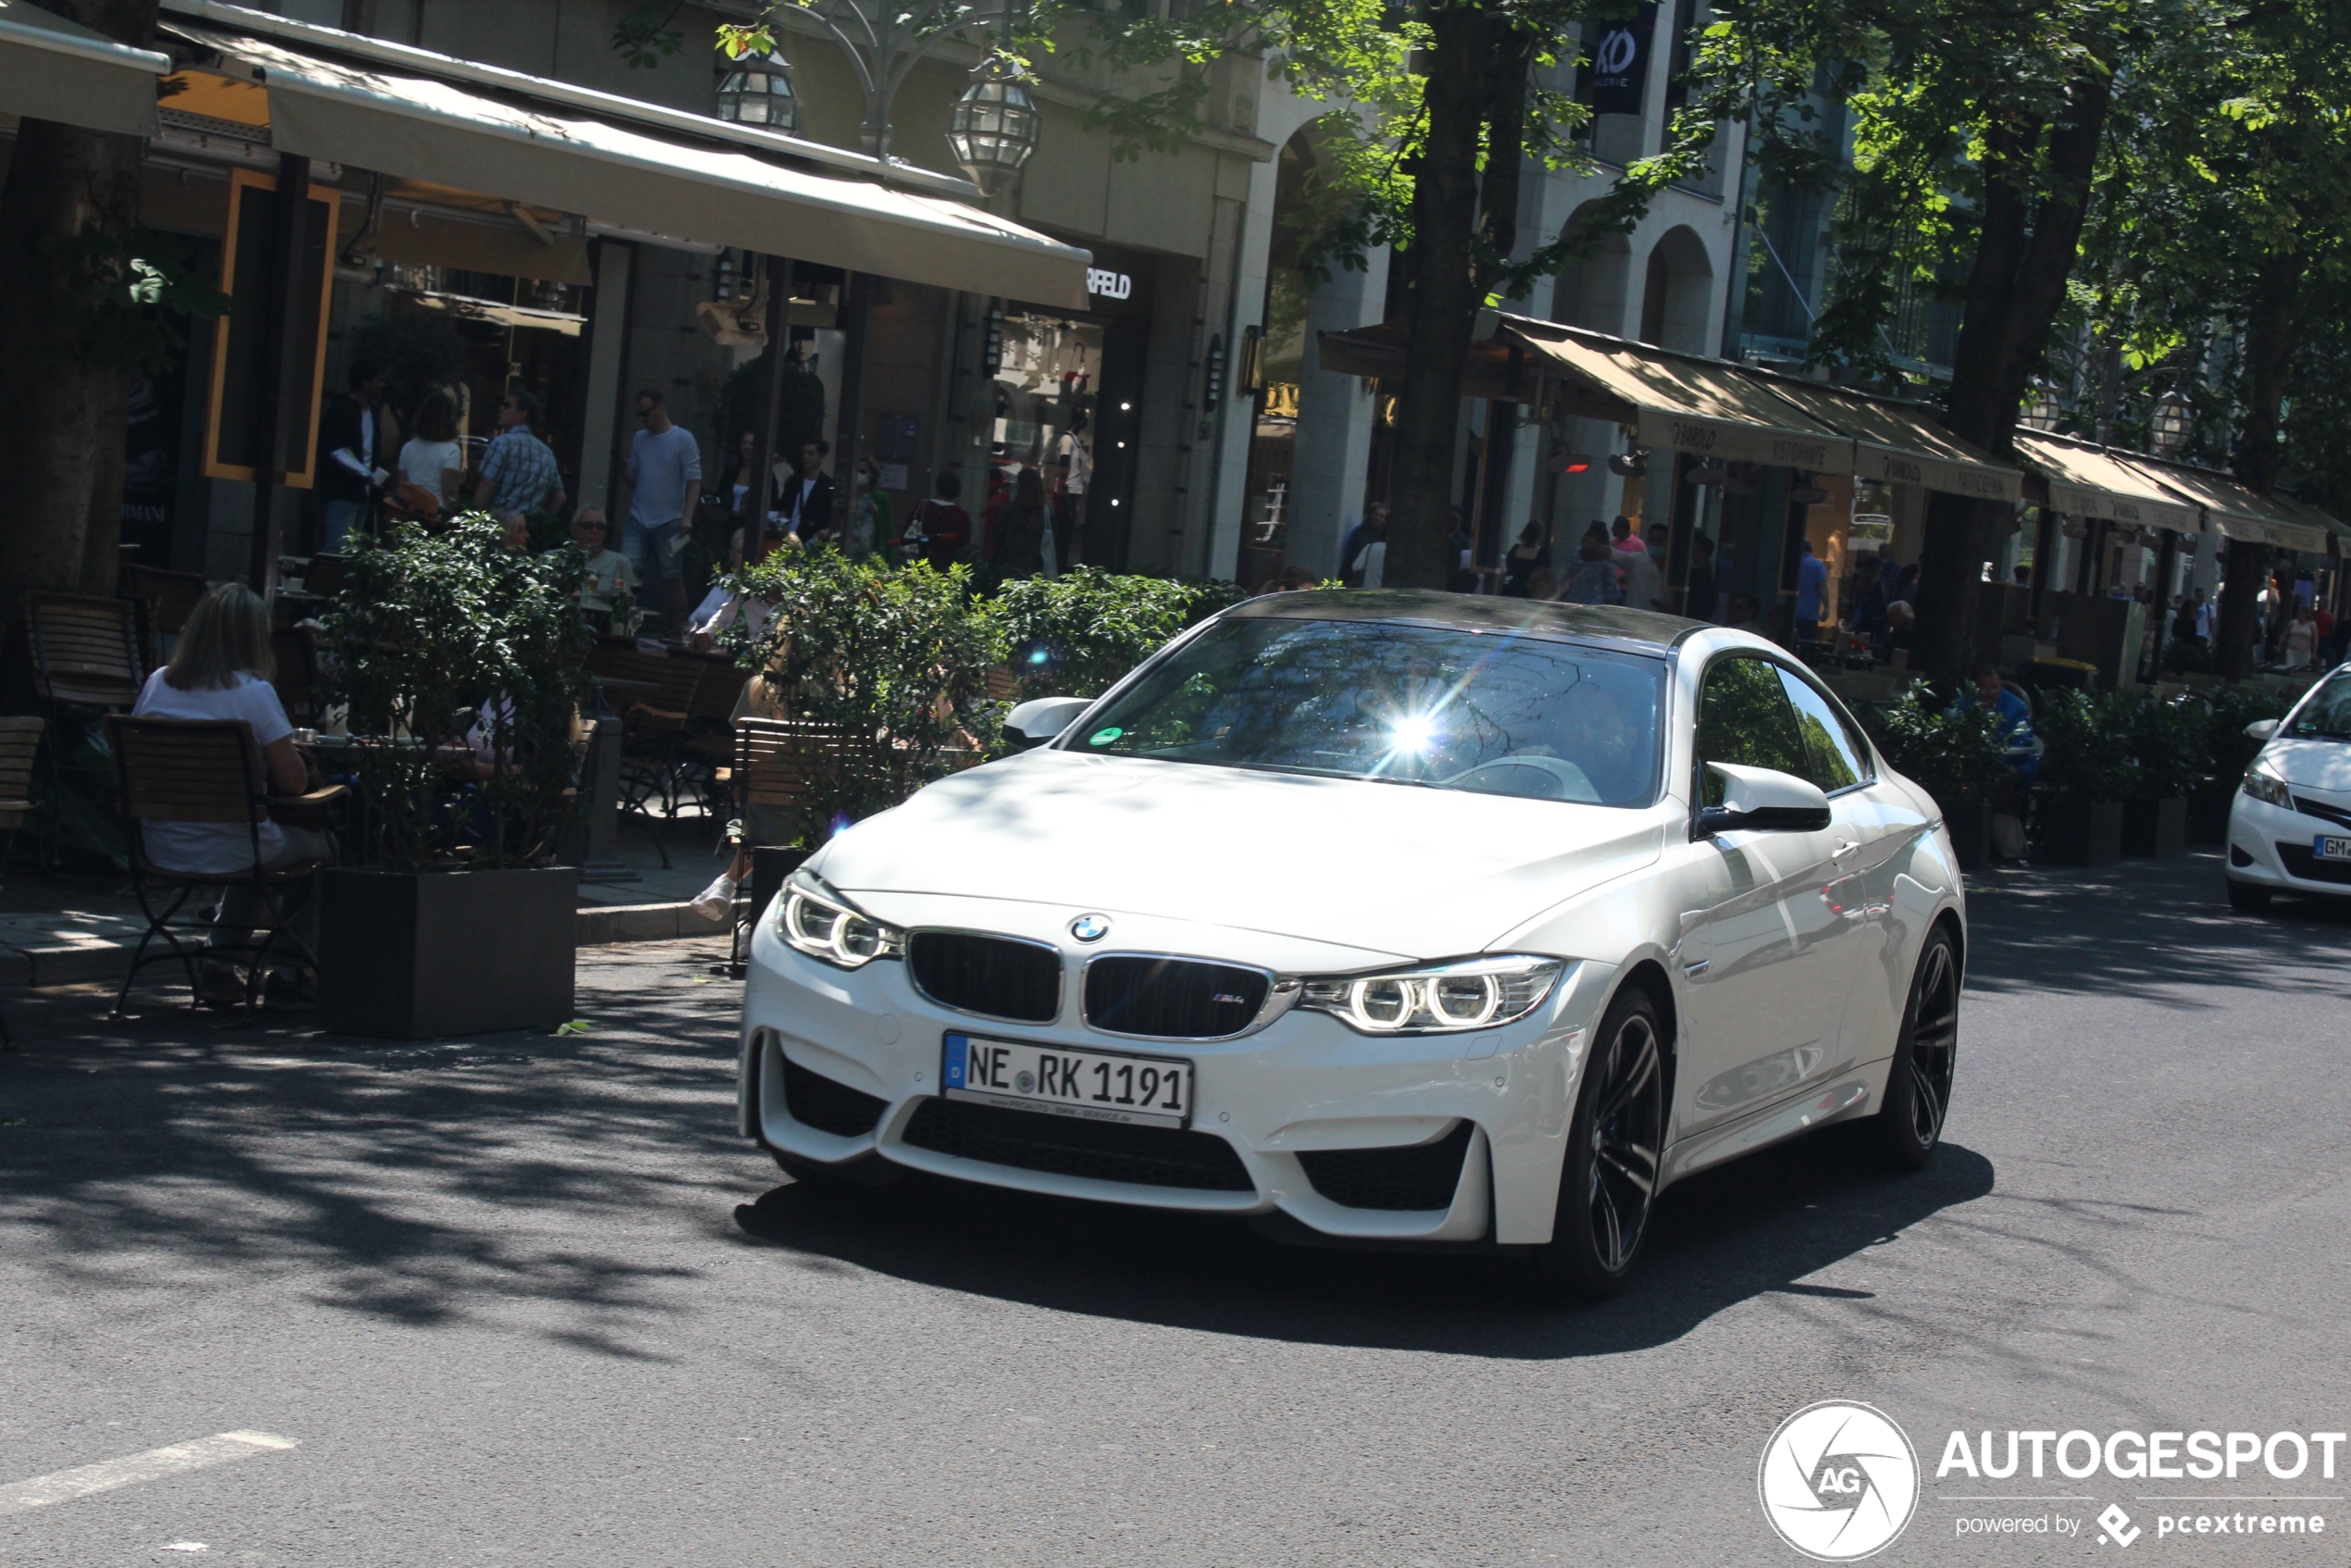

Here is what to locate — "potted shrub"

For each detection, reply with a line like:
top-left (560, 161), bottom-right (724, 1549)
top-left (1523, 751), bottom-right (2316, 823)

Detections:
top-left (721, 550), bottom-right (1001, 839)
top-left (1859, 686), bottom-right (2011, 871)
top-left (984, 566), bottom-right (1235, 703)
top-left (2181, 686), bottom-right (2293, 842)
top-left (313, 517), bottom-right (593, 1038)
top-left (2121, 695), bottom-right (2196, 856)
top-left (2034, 691), bottom-right (2139, 865)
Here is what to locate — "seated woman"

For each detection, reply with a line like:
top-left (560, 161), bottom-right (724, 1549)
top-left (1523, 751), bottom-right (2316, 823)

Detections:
top-left (131, 582), bottom-right (330, 1007)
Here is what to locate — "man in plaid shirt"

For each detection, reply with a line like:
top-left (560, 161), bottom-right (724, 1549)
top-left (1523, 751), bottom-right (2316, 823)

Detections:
top-left (473, 386), bottom-right (566, 517)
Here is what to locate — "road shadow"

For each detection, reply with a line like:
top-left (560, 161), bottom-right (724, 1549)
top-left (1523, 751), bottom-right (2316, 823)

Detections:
top-left (0, 940), bottom-right (750, 1350)
top-left (1961, 849), bottom-right (2351, 1007)
top-left (731, 1132), bottom-right (1996, 1359)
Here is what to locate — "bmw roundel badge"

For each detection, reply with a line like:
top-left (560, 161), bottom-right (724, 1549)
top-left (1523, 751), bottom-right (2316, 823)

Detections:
top-left (1069, 914), bottom-right (1112, 943)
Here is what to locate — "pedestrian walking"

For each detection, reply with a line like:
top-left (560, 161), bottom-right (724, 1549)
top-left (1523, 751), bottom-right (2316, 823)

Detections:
top-left (901, 470), bottom-right (971, 570)
top-left (623, 388), bottom-right (702, 628)
top-left (781, 440), bottom-right (837, 544)
top-left (1501, 521), bottom-right (1549, 597)
top-left (394, 390), bottom-right (466, 521)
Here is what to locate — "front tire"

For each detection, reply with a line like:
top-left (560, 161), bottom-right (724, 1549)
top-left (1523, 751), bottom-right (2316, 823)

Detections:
top-left (1865, 926), bottom-right (1959, 1171)
top-left (2226, 877), bottom-right (2273, 914)
top-left (1527, 987), bottom-right (1666, 1300)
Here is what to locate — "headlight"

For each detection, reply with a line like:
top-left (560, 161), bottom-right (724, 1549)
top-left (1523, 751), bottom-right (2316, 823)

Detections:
top-left (1300, 955), bottom-right (1564, 1034)
top-left (2241, 760), bottom-right (2295, 811)
top-left (775, 869), bottom-right (905, 968)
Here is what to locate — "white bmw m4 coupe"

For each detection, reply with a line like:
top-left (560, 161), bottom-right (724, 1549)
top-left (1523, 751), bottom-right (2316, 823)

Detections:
top-left (738, 591), bottom-right (1967, 1297)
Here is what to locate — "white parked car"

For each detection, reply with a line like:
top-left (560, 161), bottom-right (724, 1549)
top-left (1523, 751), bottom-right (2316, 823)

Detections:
top-left (738, 592), bottom-right (1967, 1297)
top-left (2226, 665), bottom-right (2351, 911)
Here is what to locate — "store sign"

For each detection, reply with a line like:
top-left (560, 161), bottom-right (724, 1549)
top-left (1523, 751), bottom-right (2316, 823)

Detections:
top-left (1582, 4), bottom-right (1656, 118)
top-left (1087, 268), bottom-right (1133, 301)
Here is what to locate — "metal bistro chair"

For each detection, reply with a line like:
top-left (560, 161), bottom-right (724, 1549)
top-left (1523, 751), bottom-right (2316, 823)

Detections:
top-left (678, 651), bottom-right (752, 831)
top-left (589, 646), bottom-right (708, 868)
top-left (105, 716), bottom-right (346, 1015)
top-left (726, 717), bottom-right (843, 968)
top-left (0, 716), bottom-right (44, 1049)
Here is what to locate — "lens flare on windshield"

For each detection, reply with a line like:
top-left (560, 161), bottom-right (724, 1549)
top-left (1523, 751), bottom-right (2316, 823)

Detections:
top-left (1389, 712), bottom-right (1438, 753)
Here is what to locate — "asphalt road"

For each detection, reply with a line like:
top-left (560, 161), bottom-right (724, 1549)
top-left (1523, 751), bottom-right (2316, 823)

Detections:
top-left (3, 850), bottom-right (2348, 1568)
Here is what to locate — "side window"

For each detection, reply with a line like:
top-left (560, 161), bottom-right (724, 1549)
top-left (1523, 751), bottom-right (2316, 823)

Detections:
top-left (1776, 668), bottom-right (1872, 793)
top-left (1694, 656), bottom-right (1808, 806)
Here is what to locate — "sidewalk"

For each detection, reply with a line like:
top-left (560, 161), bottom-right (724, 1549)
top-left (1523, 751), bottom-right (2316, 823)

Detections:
top-left (2, 815), bottom-right (745, 991)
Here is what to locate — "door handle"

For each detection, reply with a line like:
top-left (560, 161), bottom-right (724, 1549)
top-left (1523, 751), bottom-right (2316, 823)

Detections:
top-left (1833, 840), bottom-right (1859, 860)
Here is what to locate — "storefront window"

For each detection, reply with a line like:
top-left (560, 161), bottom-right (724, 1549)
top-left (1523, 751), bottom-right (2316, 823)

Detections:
top-left (989, 308), bottom-right (1102, 568)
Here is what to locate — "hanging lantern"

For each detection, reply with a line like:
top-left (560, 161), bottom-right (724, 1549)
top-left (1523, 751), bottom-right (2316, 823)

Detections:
top-left (717, 47), bottom-right (799, 131)
top-left (948, 59), bottom-right (1041, 195)
top-left (2150, 388), bottom-right (2192, 456)
top-left (2020, 381), bottom-right (2063, 432)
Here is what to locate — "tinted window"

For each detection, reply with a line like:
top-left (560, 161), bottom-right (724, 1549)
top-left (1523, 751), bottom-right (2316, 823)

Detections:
top-left (1777, 668), bottom-right (1871, 792)
top-left (1695, 656), bottom-right (1809, 806)
top-left (1074, 617), bottom-right (1668, 807)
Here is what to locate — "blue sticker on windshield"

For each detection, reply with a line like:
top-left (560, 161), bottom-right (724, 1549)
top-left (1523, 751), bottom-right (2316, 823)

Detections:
top-left (1088, 728), bottom-right (1123, 746)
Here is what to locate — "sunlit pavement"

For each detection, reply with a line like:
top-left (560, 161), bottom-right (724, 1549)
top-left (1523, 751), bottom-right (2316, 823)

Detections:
top-left (2, 852), bottom-right (2347, 1565)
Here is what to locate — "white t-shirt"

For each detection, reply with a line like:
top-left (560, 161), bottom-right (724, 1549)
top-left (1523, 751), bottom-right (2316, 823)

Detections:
top-left (131, 668), bottom-right (291, 874)
top-left (1359, 541), bottom-right (1387, 589)
top-left (398, 437), bottom-right (464, 502)
top-left (627, 423), bottom-right (703, 529)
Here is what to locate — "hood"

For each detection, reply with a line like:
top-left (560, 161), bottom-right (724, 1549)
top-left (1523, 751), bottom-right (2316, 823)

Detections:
top-left (812, 749), bottom-right (1663, 960)
top-left (2261, 737), bottom-right (2351, 795)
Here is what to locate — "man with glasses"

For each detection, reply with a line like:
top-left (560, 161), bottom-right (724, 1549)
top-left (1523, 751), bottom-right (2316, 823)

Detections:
top-left (473, 386), bottom-right (566, 518)
top-left (623, 387), bottom-right (702, 629)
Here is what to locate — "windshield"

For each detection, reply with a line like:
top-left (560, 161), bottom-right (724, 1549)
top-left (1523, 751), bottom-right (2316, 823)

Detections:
top-left (2288, 672), bottom-right (2351, 741)
top-left (1070, 616), bottom-right (1667, 806)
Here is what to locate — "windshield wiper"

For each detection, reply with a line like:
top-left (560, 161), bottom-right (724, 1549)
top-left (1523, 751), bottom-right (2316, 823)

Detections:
top-left (1228, 760), bottom-right (1437, 788)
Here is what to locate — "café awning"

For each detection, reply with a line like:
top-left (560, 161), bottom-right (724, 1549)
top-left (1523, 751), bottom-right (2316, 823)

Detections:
top-left (1317, 313), bottom-right (2024, 499)
top-left (0, 0), bottom-right (168, 136)
top-left (1501, 319), bottom-right (1854, 475)
top-left (1750, 375), bottom-right (2021, 504)
top-left (2013, 430), bottom-right (2202, 534)
top-left (165, 22), bottom-right (1092, 308)
top-left (2118, 453), bottom-right (2333, 554)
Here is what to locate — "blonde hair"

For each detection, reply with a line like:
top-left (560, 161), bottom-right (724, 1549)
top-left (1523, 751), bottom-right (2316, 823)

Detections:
top-left (164, 582), bottom-right (275, 691)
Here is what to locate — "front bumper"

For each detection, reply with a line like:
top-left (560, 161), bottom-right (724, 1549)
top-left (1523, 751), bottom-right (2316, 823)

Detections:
top-left (737, 912), bottom-right (1612, 1246)
top-left (2225, 789), bottom-right (2351, 898)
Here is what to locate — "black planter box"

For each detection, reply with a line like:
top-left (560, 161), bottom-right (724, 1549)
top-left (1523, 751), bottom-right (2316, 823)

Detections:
top-left (2187, 782), bottom-right (2235, 844)
top-left (2122, 795), bottom-right (2189, 857)
top-left (317, 865), bottom-right (579, 1039)
top-left (1932, 794), bottom-right (1991, 873)
top-left (2039, 799), bottom-right (2125, 866)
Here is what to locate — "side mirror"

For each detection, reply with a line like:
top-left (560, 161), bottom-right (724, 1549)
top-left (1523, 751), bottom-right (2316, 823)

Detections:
top-left (1003, 696), bottom-right (1093, 753)
top-left (2245, 718), bottom-right (2279, 742)
top-left (1697, 763), bottom-right (1833, 836)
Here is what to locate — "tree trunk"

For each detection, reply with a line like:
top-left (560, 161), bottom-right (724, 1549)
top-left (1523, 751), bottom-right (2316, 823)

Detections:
top-left (2218, 250), bottom-right (2301, 681)
top-left (1384, 3), bottom-right (1512, 590)
top-left (1913, 72), bottom-right (2110, 687)
top-left (0, 0), bottom-right (157, 604)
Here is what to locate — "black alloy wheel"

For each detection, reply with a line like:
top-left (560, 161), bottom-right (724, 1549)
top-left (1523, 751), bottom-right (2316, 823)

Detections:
top-left (1529, 987), bottom-right (1666, 1300)
top-left (1865, 926), bottom-right (1959, 1170)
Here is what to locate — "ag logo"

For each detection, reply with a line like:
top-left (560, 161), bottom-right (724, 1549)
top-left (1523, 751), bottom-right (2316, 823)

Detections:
top-left (1759, 1400), bottom-right (1919, 1561)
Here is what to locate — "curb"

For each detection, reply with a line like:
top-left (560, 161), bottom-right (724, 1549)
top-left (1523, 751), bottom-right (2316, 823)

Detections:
top-left (2, 899), bottom-right (744, 991)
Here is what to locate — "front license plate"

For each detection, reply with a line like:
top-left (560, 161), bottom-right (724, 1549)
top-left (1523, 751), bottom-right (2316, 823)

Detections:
top-left (2316, 834), bottom-right (2351, 863)
top-left (941, 1033), bottom-right (1192, 1129)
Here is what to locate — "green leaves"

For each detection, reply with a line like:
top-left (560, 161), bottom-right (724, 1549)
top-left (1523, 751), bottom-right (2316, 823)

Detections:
top-left (1860, 686), bottom-right (2011, 804)
top-left (317, 517), bottom-right (595, 873)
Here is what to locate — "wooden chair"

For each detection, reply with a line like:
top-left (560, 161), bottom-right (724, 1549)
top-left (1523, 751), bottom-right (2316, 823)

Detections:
top-left (23, 592), bottom-right (147, 865)
top-left (25, 593), bottom-right (145, 713)
top-left (0, 716), bottom-right (43, 1049)
top-left (728, 717), bottom-right (844, 966)
top-left (104, 716), bottom-right (345, 1014)
top-left (678, 650), bottom-right (752, 827)
top-left (118, 564), bottom-right (208, 667)
top-left (589, 647), bottom-right (707, 868)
